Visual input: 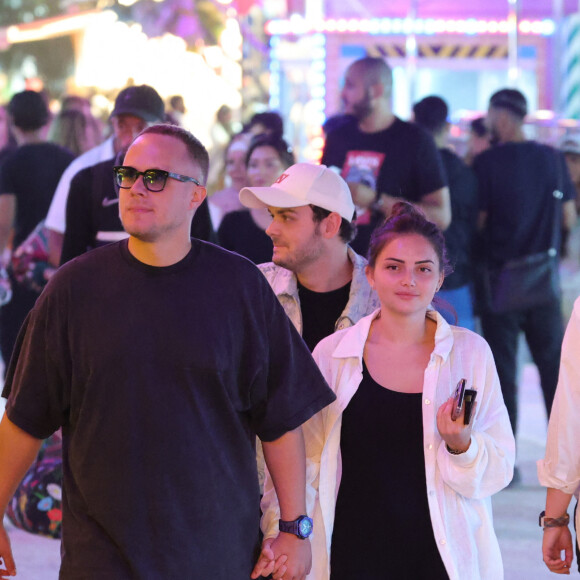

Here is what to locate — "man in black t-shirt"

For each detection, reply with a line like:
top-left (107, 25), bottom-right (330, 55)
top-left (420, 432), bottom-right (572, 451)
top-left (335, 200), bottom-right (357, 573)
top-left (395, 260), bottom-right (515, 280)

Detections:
top-left (321, 56), bottom-right (450, 255)
top-left (413, 96), bottom-right (479, 330)
top-left (474, 89), bottom-right (577, 437)
top-left (240, 163), bottom-right (380, 352)
top-left (0, 90), bottom-right (75, 369)
top-left (0, 125), bottom-right (335, 579)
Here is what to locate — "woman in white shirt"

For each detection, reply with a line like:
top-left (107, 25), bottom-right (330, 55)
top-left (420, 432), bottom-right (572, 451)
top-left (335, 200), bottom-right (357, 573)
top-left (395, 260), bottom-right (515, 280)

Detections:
top-left (258, 202), bottom-right (515, 580)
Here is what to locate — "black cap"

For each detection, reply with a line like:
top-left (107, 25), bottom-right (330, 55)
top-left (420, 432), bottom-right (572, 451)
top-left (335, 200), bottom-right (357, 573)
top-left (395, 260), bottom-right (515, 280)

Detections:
top-left (8, 90), bottom-right (49, 130)
top-left (111, 85), bottom-right (165, 123)
top-left (489, 89), bottom-right (528, 119)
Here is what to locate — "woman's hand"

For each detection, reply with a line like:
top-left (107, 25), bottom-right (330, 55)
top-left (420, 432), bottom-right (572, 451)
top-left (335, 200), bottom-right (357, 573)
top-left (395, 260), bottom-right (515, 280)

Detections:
top-left (436, 397), bottom-right (476, 453)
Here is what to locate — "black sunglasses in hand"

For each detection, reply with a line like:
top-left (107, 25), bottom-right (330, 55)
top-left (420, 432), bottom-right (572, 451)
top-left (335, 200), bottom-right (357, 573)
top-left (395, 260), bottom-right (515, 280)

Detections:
top-left (113, 166), bottom-right (201, 193)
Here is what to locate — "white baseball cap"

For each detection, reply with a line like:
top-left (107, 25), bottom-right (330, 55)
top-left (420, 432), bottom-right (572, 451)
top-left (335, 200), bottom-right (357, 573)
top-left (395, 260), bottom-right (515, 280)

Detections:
top-left (239, 163), bottom-right (356, 222)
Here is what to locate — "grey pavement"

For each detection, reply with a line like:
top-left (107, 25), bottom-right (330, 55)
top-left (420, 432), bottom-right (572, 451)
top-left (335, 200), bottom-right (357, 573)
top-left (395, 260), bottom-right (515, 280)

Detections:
top-left (0, 362), bottom-right (577, 579)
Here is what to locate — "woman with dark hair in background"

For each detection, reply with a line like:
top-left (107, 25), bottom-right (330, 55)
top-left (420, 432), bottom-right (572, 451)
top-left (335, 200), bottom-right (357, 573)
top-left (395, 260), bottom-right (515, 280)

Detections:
top-left (218, 134), bottom-right (294, 264)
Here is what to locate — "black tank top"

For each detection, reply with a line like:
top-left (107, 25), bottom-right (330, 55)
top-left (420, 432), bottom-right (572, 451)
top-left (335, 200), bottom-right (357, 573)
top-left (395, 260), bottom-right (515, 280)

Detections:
top-left (330, 360), bottom-right (448, 579)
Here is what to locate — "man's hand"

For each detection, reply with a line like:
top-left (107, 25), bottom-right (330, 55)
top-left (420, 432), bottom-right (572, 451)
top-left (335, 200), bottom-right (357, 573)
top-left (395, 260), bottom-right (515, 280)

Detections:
top-left (347, 182), bottom-right (376, 209)
top-left (251, 538), bottom-right (288, 579)
top-left (251, 533), bottom-right (311, 580)
top-left (0, 523), bottom-right (16, 578)
top-left (543, 526), bottom-right (574, 574)
top-left (436, 397), bottom-right (475, 453)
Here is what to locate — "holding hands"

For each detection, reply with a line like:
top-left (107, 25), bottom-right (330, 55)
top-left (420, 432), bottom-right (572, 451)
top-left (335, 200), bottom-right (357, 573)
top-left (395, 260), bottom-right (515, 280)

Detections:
top-left (251, 534), bottom-right (311, 580)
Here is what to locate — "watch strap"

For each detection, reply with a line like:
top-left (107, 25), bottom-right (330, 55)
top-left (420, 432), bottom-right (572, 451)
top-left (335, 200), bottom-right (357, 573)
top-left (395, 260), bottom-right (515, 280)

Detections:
top-left (539, 510), bottom-right (570, 529)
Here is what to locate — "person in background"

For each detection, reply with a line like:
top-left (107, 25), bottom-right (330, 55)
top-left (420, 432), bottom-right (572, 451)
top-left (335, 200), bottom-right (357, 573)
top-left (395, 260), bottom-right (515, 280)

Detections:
top-left (166, 94), bottom-right (186, 126)
top-left (474, 88), bottom-right (577, 442)
top-left (218, 134), bottom-right (294, 264)
top-left (0, 90), bottom-right (75, 370)
top-left (0, 124), bottom-right (335, 579)
top-left (538, 295), bottom-right (580, 575)
top-left (322, 56), bottom-right (450, 257)
top-left (257, 202), bottom-right (515, 580)
top-left (48, 108), bottom-right (103, 157)
top-left (247, 111), bottom-right (284, 141)
top-left (208, 132), bottom-right (250, 230)
top-left (413, 95), bottom-right (479, 330)
top-left (44, 85), bottom-right (164, 268)
top-left (464, 117), bottom-right (491, 166)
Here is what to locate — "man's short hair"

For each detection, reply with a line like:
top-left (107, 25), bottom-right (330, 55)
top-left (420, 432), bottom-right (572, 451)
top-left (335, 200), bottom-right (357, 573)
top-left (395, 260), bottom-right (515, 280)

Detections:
top-left (351, 57), bottom-right (393, 94)
top-left (310, 204), bottom-right (357, 244)
top-left (413, 96), bottom-right (448, 136)
top-left (140, 124), bottom-right (209, 184)
top-left (8, 90), bottom-right (49, 131)
top-left (489, 89), bottom-right (528, 120)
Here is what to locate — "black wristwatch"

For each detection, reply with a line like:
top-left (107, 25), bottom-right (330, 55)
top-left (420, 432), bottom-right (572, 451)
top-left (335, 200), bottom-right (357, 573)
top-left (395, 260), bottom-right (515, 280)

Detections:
top-left (279, 515), bottom-right (313, 539)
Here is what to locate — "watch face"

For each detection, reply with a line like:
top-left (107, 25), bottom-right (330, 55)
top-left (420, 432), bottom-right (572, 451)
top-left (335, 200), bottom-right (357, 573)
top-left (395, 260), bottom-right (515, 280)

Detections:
top-left (298, 517), bottom-right (313, 537)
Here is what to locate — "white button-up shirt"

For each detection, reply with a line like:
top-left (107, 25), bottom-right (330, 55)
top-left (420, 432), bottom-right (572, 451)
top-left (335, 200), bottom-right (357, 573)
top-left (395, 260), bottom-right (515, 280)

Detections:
top-left (261, 309), bottom-right (515, 580)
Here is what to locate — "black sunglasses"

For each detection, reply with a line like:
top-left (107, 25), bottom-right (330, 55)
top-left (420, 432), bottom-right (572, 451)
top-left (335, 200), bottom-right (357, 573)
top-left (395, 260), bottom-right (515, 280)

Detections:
top-left (113, 166), bottom-right (201, 193)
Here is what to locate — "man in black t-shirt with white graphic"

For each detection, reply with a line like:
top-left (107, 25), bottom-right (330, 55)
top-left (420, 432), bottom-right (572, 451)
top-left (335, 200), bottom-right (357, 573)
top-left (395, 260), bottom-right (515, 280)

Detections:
top-left (240, 163), bottom-right (380, 352)
top-left (474, 88), bottom-right (577, 438)
top-left (322, 56), bottom-right (450, 256)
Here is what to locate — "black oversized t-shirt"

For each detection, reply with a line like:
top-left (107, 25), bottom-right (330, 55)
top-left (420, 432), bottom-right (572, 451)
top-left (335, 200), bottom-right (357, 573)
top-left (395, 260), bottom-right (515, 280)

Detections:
top-left (4, 239), bottom-right (335, 579)
top-left (474, 141), bottom-right (575, 266)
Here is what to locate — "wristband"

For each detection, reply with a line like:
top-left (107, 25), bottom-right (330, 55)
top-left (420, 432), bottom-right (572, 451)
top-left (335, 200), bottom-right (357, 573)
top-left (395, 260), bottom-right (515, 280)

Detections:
top-left (539, 510), bottom-right (570, 529)
top-left (446, 444), bottom-right (466, 455)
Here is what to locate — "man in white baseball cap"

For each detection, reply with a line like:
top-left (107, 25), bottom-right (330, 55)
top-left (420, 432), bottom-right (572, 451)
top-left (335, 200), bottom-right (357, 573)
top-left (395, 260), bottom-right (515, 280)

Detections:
top-left (240, 162), bottom-right (379, 352)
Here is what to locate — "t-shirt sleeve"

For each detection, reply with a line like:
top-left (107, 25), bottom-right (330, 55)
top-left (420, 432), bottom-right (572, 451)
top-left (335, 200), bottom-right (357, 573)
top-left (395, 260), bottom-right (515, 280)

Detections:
top-left (0, 153), bottom-right (17, 194)
top-left (2, 281), bottom-right (71, 439)
top-left (248, 276), bottom-right (336, 442)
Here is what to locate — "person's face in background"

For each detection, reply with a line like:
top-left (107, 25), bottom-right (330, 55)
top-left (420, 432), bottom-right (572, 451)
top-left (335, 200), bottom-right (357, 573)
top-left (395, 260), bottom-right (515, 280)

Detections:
top-left (247, 145), bottom-right (287, 187)
top-left (341, 65), bottom-right (373, 121)
top-left (564, 152), bottom-right (580, 187)
top-left (467, 130), bottom-right (491, 158)
top-left (111, 114), bottom-right (149, 150)
top-left (225, 141), bottom-right (248, 192)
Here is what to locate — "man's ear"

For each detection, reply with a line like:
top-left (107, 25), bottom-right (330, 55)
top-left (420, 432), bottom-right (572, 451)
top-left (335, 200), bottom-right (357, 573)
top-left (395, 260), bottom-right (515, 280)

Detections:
top-left (190, 186), bottom-right (207, 209)
top-left (322, 212), bottom-right (342, 238)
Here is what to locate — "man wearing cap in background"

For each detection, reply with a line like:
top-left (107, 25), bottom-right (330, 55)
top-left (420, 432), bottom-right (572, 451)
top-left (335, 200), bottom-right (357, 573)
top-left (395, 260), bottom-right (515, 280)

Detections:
top-left (44, 85), bottom-right (165, 265)
top-left (240, 163), bottom-right (379, 353)
top-left (473, 89), bottom-right (577, 464)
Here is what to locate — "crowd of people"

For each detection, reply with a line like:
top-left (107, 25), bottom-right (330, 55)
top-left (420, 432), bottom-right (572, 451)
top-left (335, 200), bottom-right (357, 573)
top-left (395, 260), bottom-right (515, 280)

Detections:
top-left (0, 54), bottom-right (578, 579)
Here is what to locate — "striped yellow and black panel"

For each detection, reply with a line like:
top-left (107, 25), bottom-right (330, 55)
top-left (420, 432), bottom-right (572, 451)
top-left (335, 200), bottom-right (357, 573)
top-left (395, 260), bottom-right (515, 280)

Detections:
top-left (367, 44), bottom-right (508, 59)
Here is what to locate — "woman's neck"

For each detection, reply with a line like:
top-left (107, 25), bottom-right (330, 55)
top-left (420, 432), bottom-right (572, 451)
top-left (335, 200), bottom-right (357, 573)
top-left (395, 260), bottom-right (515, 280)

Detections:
top-left (371, 309), bottom-right (433, 346)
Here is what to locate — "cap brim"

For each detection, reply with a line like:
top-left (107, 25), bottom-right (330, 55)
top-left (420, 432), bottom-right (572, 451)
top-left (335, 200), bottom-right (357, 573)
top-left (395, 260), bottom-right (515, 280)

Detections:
top-left (110, 107), bottom-right (162, 123)
top-left (239, 186), bottom-right (309, 210)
